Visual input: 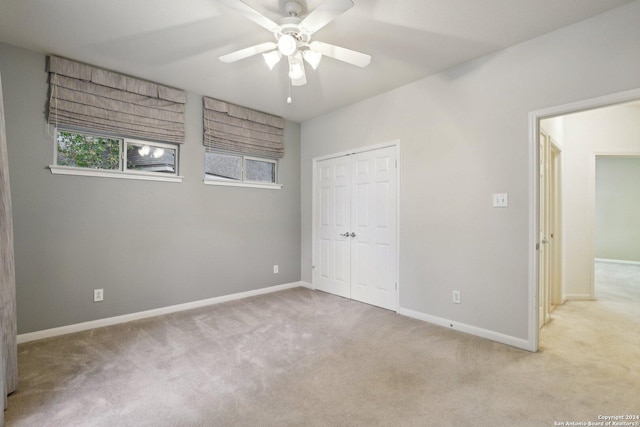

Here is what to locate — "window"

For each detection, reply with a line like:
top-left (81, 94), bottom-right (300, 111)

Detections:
top-left (125, 141), bottom-right (177, 174)
top-left (245, 158), bottom-right (276, 183)
top-left (56, 131), bottom-right (121, 170)
top-left (202, 97), bottom-right (284, 189)
top-left (50, 130), bottom-right (182, 182)
top-left (204, 149), bottom-right (280, 189)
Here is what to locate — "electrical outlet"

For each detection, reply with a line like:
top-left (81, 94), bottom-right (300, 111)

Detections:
top-left (273, 265), bottom-right (279, 274)
top-left (452, 290), bottom-right (461, 304)
top-left (94, 288), bottom-right (104, 302)
top-left (493, 193), bottom-right (508, 207)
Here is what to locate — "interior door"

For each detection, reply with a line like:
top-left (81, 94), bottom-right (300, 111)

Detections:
top-left (539, 131), bottom-right (551, 328)
top-left (549, 144), bottom-right (562, 307)
top-left (350, 147), bottom-right (397, 310)
top-left (315, 155), bottom-right (351, 298)
top-left (313, 146), bottom-right (398, 311)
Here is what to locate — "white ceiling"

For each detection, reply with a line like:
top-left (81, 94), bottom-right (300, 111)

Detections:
top-left (0, 0), bottom-right (634, 122)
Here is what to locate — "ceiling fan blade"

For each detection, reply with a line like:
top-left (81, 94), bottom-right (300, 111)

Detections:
top-left (219, 42), bottom-right (277, 63)
top-left (217, 0), bottom-right (280, 32)
top-left (299, 0), bottom-right (354, 35)
top-left (288, 54), bottom-right (307, 87)
top-left (310, 41), bottom-right (371, 67)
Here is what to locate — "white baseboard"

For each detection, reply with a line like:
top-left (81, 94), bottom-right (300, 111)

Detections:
top-left (595, 258), bottom-right (640, 266)
top-left (564, 293), bottom-right (595, 301)
top-left (397, 307), bottom-right (533, 352)
top-left (300, 280), bottom-right (314, 290)
top-left (17, 281), bottom-right (307, 344)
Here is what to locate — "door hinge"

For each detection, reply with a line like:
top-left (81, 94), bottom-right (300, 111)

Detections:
top-left (395, 282), bottom-right (398, 290)
top-left (395, 159), bottom-right (397, 169)
top-left (536, 243), bottom-right (540, 250)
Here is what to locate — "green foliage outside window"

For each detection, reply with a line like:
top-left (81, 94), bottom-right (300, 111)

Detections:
top-left (56, 131), bottom-right (120, 170)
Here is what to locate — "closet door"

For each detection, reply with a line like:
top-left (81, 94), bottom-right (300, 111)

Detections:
top-left (313, 146), bottom-right (397, 311)
top-left (350, 147), bottom-right (397, 310)
top-left (314, 155), bottom-right (351, 298)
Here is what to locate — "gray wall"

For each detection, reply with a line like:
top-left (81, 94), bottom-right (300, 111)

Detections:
top-left (300, 2), bottom-right (640, 341)
top-left (0, 43), bottom-right (301, 334)
top-left (596, 157), bottom-right (640, 262)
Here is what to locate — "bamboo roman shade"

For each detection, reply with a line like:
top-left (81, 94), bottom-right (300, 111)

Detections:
top-left (203, 97), bottom-right (285, 159)
top-left (47, 56), bottom-right (186, 144)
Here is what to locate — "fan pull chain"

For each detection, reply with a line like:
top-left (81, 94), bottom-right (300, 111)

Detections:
top-left (287, 78), bottom-right (292, 104)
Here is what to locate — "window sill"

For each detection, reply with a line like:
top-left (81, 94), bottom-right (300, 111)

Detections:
top-left (49, 165), bottom-right (184, 183)
top-left (203, 179), bottom-right (283, 190)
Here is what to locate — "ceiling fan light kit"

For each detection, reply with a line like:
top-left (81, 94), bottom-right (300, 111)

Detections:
top-left (288, 55), bottom-right (305, 79)
top-left (263, 50), bottom-right (282, 70)
top-left (303, 50), bottom-right (322, 70)
top-left (218, 0), bottom-right (371, 101)
top-left (277, 34), bottom-right (298, 56)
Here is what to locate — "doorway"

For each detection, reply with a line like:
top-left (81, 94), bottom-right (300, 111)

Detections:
top-left (312, 143), bottom-right (399, 311)
top-left (529, 88), bottom-right (640, 351)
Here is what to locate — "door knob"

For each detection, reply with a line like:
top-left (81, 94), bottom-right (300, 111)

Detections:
top-left (340, 232), bottom-right (350, 237)
top-left (350, 232), bottom-right (356, 238)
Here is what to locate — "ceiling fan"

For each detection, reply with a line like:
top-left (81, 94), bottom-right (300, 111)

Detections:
top-left (217, 0), bottom-right (371, 89)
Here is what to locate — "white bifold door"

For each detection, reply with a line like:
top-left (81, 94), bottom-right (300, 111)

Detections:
top-left (313, 146), bottom-right (398, 311)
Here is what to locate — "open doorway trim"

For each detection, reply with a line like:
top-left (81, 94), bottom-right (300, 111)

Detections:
top-left (527, 88), bottom-right (640, 352)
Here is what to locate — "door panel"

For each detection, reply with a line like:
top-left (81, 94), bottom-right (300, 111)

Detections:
top-left (350, 147), bottom-right (397, 310)
top-left (356, 182), bottom-right (369, 226)
top-left (315, 156), bottom-right (351, 298)
top-left (320, 238), bottom-right (330, 278)
top-left (539, 132), bottom-right (551, 328)
top-left (376, 181), bottom-right (390, 228)
top-left (550, 144), bottom-right (562, 306)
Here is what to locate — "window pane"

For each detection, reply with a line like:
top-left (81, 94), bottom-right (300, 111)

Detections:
top-left (56, 131), bottom-right (120, 170)
top-left (126, 143), bottom-right (176, 173)
top-left (205, 152), bottom-right (242, 181)
top-left (245, 159), bottom-right (276, 183)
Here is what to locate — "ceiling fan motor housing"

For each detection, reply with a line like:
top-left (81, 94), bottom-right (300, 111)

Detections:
top-left (277, 17), bottom-right (309, 45)
top-left (278, 1), bottom-right (312, 43)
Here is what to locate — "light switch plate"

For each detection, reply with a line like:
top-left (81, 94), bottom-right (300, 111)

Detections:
top-left (493, 193), bottom-right (508, 207)
top-left (452, 290), bottom-right (461, 304)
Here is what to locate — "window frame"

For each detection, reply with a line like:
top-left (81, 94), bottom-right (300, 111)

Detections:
top-left (49, 128), bottom-right (183, 183)
top-left (203, 149), bottom-right (282, 190)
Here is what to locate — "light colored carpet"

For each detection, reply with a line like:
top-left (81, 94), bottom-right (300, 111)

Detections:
top-left (4, 263), bottom-right (640, 426)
